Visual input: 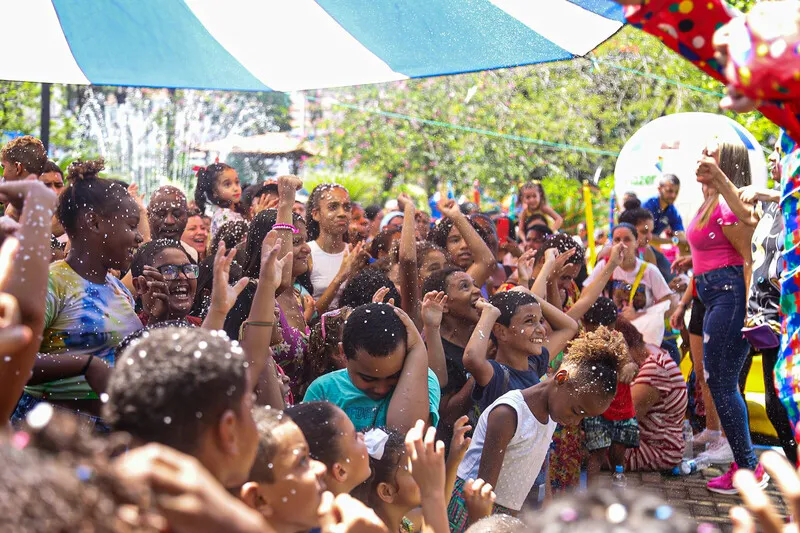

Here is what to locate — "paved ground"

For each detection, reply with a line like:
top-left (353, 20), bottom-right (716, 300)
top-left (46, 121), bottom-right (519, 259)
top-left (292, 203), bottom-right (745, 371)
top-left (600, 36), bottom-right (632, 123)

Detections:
top-left (597, 461), bottom-right (788, 532)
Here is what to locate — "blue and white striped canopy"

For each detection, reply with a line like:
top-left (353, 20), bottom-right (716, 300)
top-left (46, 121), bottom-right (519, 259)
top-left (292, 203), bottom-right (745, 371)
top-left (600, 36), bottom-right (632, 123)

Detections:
top-left (11, 0), bottom-right (624, 91)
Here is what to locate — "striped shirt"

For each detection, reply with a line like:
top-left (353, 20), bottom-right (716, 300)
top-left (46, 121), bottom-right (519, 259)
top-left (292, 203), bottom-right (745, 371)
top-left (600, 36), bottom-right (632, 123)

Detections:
top-left (625, 346), bottom-right (688, 471)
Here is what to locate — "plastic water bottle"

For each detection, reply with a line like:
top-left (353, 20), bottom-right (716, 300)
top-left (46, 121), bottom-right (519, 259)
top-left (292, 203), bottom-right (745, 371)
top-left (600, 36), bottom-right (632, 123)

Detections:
top-left (679, 456), bottom-right (712, 475)
top-left (611, 465), bottom-right (627, 489)
top-left (682, 420), bottom-right (694, 459)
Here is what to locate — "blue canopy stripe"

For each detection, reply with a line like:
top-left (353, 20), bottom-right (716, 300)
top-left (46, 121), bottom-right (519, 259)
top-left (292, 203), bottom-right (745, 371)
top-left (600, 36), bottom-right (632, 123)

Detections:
top-left (4, 0), bottom-right (624, 91)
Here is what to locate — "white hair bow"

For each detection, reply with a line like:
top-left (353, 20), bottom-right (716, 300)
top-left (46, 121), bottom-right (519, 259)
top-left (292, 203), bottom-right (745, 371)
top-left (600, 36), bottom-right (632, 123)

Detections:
top-left (363, 428), bottom-right (389, 460)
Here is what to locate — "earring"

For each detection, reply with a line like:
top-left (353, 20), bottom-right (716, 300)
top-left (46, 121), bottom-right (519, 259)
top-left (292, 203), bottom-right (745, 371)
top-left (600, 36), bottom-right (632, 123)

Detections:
top-left (555, 371), bottom-right (568, 385)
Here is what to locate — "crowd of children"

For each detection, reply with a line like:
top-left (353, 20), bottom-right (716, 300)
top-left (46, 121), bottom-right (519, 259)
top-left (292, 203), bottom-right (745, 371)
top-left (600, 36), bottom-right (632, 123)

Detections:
top-left (5, 0), bottom-right (800, 530)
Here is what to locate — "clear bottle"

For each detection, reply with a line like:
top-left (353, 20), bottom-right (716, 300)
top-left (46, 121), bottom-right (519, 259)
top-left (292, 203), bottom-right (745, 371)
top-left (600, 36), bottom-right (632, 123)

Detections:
top-left (611, 465), bottom-right (627, 489)
top-left (679, 455), bottom-right (712, 475)
top-left (682, 420), bottom-right (694, 459)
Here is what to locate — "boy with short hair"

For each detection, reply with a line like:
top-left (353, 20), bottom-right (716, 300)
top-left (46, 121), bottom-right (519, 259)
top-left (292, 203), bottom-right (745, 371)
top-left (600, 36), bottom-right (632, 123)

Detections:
top-left (302, 302), bottom-right (440, 432)
top-left (1, 135), bottom-right (47, 181)
top-left (104, 326), bottom-right (259, 490)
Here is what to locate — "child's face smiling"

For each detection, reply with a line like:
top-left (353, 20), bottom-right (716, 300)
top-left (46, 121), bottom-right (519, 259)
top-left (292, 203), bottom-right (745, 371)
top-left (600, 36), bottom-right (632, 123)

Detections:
top-left (523, 187), bottom-right (541, 210)
top-left (214, 169), bottom-right (241, 205)
top-left (497, 303), bottom-right (546, 355)
top-left (346, 344), bottom-right (406, 400)
top-left (444, 271), bottom-right (481, 324)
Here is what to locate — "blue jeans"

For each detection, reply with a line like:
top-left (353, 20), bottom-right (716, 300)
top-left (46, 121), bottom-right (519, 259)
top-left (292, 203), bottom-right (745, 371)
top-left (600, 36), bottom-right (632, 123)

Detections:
top-left (697, 265), bottom-right (757, 470)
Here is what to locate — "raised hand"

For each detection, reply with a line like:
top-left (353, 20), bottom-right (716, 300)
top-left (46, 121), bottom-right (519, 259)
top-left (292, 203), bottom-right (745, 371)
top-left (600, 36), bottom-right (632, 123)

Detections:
top-left (436, 198), bottom-right (462, 220)
top-left (696, 153), bottom-right (726, 185)
top-left (0, 178), bottom-right (56, 211)
top-left (449, 415), bottom-right (472, 463)
top-left (277, 175), bottom-right (303, 202)
top-left (210, 243), bottom-right (250, 315)
top-left (553, 247), bottom-right (577, 273)
top-left (669, 305), bottom-right (686, 331)
top-left (463, 478), bottom-right (496, 524)
top-left (337, 241), bottom-right (369, 281)
top-left (134, 266), bottom-right (170, 321)
top-left (393, 305), bottom-right (424, 351)
top-left (475, 299), bottom-right (501, 319)
top-left (405, 420), bottom-right (446, 498)
top-left (259, 233), bottom-right (292, 291)
top-left (397, 192), bottom-right (414, 212)
top-left (421, 291), bottom-right (448, 329)
top-left (619, 361), bottom-right (639, 385)
top-left (516, 249), bottom-right (536, 285)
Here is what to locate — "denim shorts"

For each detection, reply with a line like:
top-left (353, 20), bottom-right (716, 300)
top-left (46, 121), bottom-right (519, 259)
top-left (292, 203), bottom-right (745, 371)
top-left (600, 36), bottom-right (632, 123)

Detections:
top-left (583, 416), bottom-right (640, 450)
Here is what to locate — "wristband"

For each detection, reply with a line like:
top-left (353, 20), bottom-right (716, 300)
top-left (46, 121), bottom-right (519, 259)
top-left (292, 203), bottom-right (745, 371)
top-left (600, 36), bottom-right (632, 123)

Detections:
top-left (272, 223), bottom-right (298, 234)
top-left (244, 321), bottom-right (278, 328)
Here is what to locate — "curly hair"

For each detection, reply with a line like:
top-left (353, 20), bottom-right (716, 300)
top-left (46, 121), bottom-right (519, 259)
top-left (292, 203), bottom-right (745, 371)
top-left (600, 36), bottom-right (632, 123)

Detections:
top-left (103, 327), bottom-right (249, 455)
top-left (0, 135), bottom-right (47, 175)
top-left (56, 158), bottom-right (136, 237)
top-left (534, 233), bottom-right (585, 266)
top-left (563, 327), bottom-right (626, 397)
top-left (340, 268), bottom-right (401, 309)
top-left (582, 297), bottom-right (618, 328)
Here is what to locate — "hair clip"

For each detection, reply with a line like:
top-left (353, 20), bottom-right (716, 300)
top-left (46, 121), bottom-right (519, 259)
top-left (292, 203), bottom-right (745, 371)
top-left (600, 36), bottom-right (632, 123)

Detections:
top-left (321, 308), bottom-right (345, 341)
top-left (214, 156), bottom-right (220, 164)
top-left (192, 165), bottom-right (206, 174)
top-left (364, 428), bottom-right (389, 460)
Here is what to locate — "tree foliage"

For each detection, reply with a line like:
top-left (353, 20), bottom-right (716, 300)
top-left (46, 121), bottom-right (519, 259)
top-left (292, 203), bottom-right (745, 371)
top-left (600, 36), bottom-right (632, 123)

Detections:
top-left (313, 26), bottom-right (777, 230)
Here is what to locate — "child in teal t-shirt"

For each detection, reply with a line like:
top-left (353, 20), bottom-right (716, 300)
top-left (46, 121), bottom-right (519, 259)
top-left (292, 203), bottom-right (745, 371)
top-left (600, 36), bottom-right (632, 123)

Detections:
top-left (302, 303), bottom-right (439, 433)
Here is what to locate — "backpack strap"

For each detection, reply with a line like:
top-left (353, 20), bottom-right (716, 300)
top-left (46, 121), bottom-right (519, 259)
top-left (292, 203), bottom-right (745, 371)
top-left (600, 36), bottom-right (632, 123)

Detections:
top-left (628, 262), bottom-right (648, 306)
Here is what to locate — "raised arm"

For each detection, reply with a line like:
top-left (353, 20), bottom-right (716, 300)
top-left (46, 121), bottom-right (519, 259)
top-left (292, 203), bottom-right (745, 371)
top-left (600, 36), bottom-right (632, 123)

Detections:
top-left (240, 234), bottom-right (290, 408)
top-left (273, 175), bottom-right (302, 259)
top-left (536, 293), bottom-right (579, 359)
top-left (421, 291), bottom-right (448, 387)
top-left (0, 180), bottom-right (57, 421)
top-left (567, 243), bottom-right (624, 321)
top-left (386, 307), bottom-right (431, 433)
top-left (397, 193), bottom-right (420, 324)
top-left (201, 245), bottom-right (250, 330)
top-left (437, 200), bottom-right (496, 288)
top-left (462, 300), bottom-right (501, 388)
top-left (696, 156), bottom-right (760, 227)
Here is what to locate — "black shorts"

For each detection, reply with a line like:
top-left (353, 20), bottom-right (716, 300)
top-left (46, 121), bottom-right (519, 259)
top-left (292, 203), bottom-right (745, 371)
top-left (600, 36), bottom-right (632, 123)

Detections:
top-left (688, 296), bottom-right (706, 336)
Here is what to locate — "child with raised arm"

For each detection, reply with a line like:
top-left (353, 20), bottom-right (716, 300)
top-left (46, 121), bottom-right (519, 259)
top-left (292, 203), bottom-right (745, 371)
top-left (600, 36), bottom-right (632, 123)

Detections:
top-left (448, 328), bottom-right (627, 532)
top-left (463, 290), bottom-right (578, 412)
top-left (303, 302), bottom-right (440, 433)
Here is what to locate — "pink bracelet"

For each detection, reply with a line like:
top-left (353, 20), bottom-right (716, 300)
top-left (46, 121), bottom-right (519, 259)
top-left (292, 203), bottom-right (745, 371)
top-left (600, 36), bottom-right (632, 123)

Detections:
top-left (272, 223), bottom-right (299, 234)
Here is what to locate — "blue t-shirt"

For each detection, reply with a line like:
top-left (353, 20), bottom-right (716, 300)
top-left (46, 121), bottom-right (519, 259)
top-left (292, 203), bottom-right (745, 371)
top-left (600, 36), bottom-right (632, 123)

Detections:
top-left (302, 368), bottom-right (441, 432)
top-left (472, 349), bottom-right (549, 413)
top-left (643, 196), bottom-right (684, 235)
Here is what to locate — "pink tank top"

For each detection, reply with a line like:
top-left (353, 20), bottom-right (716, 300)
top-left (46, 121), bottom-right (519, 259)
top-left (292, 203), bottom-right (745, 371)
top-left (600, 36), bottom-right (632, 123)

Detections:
top-left (686, 197), bottom-right (744, 275)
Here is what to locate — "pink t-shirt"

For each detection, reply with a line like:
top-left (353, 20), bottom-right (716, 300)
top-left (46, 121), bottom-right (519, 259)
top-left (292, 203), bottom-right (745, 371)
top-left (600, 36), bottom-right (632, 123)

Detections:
top-left (686, 198), bottom-right (744, 275)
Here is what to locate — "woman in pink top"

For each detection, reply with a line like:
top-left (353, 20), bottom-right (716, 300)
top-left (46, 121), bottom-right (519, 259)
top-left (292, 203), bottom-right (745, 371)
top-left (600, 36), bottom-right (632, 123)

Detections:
top-left (684, 138), bottom-right (763, 494)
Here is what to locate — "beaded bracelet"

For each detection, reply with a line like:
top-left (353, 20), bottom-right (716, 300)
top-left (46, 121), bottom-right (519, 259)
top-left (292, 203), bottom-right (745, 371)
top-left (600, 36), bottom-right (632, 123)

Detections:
top-left (272, 223), bottom-right (299, 234)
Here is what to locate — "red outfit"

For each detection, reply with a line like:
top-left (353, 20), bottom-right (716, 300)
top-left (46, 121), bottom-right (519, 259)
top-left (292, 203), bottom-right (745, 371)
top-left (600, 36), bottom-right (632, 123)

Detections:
top-left (603, 383), bottom-right (635, 421)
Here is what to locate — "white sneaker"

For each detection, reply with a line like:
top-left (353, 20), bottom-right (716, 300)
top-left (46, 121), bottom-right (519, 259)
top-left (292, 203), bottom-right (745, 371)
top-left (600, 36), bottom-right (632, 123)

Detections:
top-left (696, 438), bottom-right (734, 464)
top-left (693, 429), bottom-right (722, 447)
